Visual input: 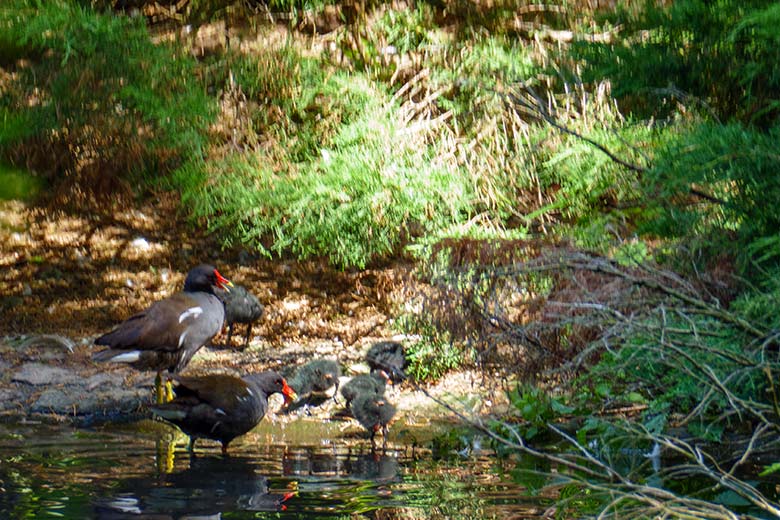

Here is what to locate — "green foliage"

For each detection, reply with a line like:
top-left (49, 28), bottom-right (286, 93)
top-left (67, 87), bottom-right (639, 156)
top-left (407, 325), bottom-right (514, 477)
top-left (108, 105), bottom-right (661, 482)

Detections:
top-left (574, 0), bottom-right (780, 126)
top-left (554, 483), bottom-right (605, 520)
top-left (397, 315), bottom-right (466, 381)
top-left (539, 124), bottom-right (650, 239)
top-left (578, 308), bottom-right (770, 442)
top-left (506, 384), bottom-right (574, 440)
top-left (639, 123), bottom-right (780, 277)
top-left (265, 0), bottom-right (336, 13)
top-left (429, 427), bottom-right (480, 460)
top-left (374, 4), bottom-right (437, 56)
top-left (0, 163), bottom-right (42, 200)
top-left (759, 462), bottom-right (780, 477)
top-left (731, 281), bottom-right (780, 330)
top-left (0, 0), bottom-right (213, 187)
top-left (173, 44), bottom-right (477, 268)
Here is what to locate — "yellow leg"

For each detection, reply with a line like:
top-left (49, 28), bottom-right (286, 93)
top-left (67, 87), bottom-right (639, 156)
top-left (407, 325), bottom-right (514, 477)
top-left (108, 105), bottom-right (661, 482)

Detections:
top-left (165, 379), bottom-right (174, 403)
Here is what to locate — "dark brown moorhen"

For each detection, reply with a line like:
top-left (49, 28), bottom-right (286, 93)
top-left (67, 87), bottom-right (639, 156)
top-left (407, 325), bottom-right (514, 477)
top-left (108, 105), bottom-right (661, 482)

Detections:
top-left (151, 370), bottom-right (296, 455)
top-left (349, 393), bottom-right (396, 449)
top-left (366, 341), bottom-right (408, 384)
top-left (93, 264), bottom-right (233, 403)
top-left (217, 284), bottom-right (264, 349)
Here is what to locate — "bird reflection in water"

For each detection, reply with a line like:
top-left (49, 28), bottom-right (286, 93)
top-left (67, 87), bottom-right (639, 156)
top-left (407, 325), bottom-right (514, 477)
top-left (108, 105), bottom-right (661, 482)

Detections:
top-left (282, 448), bottom-right (400, 483)
top-left (94, 455), bottom-right (294, 519)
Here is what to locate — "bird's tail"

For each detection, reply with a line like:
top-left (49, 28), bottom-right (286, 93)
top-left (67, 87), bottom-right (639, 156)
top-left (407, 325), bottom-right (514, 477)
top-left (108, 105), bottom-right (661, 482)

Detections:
top-left (92, 348), bottom-right (141, 363)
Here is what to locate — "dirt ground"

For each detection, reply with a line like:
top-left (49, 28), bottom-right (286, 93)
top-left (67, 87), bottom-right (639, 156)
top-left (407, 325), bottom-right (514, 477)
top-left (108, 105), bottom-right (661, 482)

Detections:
top-left (0, 196), bottom-right (505, 425)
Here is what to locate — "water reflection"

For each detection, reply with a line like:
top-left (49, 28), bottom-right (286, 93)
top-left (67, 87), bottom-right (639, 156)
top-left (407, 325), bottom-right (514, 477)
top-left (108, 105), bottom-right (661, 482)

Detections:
top-left (282, 447), bottom-right (400, 482)
top-left (94, 455), bottom-right (293, 519)
top-left (0, 420), bottom-right (550, 519)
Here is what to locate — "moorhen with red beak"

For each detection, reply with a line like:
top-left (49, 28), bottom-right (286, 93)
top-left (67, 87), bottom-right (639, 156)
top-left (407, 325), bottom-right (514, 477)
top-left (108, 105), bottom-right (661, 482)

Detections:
top-left (217, 284), bottom-right (264, 349)
top-left (350, 393), bottom-right (396, 449)
top-left (151, 370), bottom-right (296, 455)
top-left (93, 264), bottom-right (233, 403)
top-left (366, 341), bottom-right (408, 384)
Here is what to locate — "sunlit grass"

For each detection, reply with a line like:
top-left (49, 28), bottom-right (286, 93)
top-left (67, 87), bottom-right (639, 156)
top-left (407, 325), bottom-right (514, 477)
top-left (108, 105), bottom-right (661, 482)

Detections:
top-left (0, 164), bottom-right (42, 201)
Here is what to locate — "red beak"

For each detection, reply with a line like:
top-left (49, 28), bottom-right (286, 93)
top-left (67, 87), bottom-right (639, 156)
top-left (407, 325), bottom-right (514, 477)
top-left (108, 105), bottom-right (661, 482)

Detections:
top-left (281, 378), bottom-right (297, 404)
top-left (214, 269), bottom-right (234, 291)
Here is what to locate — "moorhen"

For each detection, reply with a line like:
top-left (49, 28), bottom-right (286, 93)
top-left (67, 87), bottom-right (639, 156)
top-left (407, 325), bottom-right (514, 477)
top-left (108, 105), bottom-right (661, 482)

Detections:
top-left (93, 264), bottom-right (233, 403)
top-left (285, 359), bottom-right (342, 413)
top-left (366, 341), bottom-right (408, 384)
top-left (217, 284), bottom-right (264, 349)
top-left (349, 393), bottom-right (396, 448)
top-left (151, 370), bottom-right (296, 455)
top-left (340, 372), bottom-right (386, 408)
top-left (307, 359), bottom-right (341, 395)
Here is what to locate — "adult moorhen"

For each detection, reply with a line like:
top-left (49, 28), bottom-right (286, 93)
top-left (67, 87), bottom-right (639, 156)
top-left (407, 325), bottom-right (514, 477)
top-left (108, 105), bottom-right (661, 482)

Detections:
top-left (284, 359), bottom-right (342, 413)
top-left (217, 284), bottom-right (264, 349)
top-left (349, 393), bottom-right (396, 449)
top-left (366, 341), bottom-right (408, 384)
top-left (151, 370), bottom-right (296, 455)
top-left (340, 372), bottom-right (386, 408)
top-left (93, 264), bottom-right (233, 403)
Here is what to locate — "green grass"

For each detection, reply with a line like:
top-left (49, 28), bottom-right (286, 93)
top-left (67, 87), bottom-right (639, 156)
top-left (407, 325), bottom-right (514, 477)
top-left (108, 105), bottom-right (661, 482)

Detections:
top-left (174, 64), bottom-right (476, 269)
top-left (0, 164), bottom-right (42, 200)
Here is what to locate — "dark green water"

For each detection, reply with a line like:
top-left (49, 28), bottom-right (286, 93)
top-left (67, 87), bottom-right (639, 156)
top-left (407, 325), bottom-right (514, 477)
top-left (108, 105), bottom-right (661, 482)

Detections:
top-left (0, 418), bottom-right (552, 519)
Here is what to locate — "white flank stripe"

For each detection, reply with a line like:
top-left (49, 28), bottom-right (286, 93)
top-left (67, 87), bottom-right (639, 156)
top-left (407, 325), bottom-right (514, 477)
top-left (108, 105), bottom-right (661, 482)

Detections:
top-left (246, 387), bottom-right (254, 396)
top-left (178, 330), bottom-right (188, 348)
top-left (215, 408), bottom-right (227, 416)
top-left (178, 306), bottom-right (203, 323)
top-left (110, 351), bottom-right (142, 363)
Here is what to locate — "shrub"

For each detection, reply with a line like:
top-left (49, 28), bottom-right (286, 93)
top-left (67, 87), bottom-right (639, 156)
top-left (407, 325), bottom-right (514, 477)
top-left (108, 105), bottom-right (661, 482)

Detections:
top-left (172, 69), bottom-right (475, 269)
top-left (638, 122), bottom-right (780, 278)
top-left (0, 1), bottom-right (214, 197)
top-left (573, 0), bottom-right (780, 126)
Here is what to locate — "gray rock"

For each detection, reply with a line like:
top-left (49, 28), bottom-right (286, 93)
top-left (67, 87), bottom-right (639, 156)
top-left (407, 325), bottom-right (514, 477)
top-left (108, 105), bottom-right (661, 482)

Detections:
top-left (0, 389), bottom-right (20, 410)
top-left (31, 386), bottom-right (148, 416)
top-left (30, 388), bottom-right (73, 413)
top-left (84, 372), bottom-right (114, 390)
top-left (12, 363), bottom-right (77, 385)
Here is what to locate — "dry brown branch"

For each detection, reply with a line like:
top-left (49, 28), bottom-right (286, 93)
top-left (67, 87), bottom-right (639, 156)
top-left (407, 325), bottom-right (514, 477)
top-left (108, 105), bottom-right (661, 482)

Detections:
top-left (512, 19), bottom-right (621, 43)
top-left (411, 374), bottom-right (760, 518)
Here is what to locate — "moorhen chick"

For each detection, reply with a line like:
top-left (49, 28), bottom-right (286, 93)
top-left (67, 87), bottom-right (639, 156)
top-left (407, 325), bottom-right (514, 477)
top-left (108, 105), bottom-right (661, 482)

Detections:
top-left (340, 372), bottom-right (386, 408)
top-left (217, 284), bottom-right (264, 349)
top-left (366, 341), bottom-right (408, 384)
top-left (151, 370), bottom-right (296, 455)
top-left (307, 359), bottom-right (341, 396)
top-left (285, 359), bottom-right (342, 413)
top-left (93, 264), bottom-right (233, 403)
top-left (349, 393), bottom-right (396, 449)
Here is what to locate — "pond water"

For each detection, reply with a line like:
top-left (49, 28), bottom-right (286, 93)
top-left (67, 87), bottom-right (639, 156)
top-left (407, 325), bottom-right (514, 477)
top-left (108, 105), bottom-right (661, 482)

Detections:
top-left (0, 417), bottom-right (554, 519)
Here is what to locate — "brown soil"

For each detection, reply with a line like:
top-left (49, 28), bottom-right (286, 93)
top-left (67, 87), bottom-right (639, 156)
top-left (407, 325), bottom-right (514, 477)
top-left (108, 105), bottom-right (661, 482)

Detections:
top-left (0, 195), bottom-right (506, 424)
